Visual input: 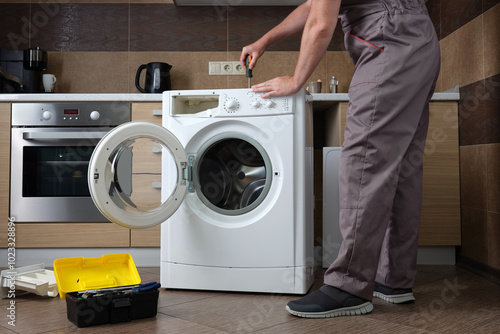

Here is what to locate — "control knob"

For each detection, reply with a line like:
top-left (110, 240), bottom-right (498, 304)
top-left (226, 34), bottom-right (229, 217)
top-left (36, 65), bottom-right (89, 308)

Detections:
top-left (266, 100), bottom-right (275, 108)
top-left (42, 111), bottom-right (52, 120)
top-left (251, 101), bottom-right (261, 109)
top-left (90, 110), bottom-right (100, 121)
top-left (225, 99), bottom-right (239, 112)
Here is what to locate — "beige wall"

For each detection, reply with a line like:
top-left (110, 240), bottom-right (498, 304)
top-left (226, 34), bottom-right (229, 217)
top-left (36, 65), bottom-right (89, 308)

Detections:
top-left (45, 51), bottom-right (353, 94)
top-left (440, 4), bottom-right (500, 272)
top-left (439, 4), bottom-right (500, 90)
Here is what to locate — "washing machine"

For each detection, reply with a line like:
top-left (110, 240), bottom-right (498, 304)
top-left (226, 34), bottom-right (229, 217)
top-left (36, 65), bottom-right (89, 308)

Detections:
top-left (87, 88), bottom-right (314, 294)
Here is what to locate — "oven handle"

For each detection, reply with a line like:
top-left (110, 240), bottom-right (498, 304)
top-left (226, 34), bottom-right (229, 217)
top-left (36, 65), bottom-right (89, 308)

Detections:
top-left (23, 131), bottom-right (109, 140)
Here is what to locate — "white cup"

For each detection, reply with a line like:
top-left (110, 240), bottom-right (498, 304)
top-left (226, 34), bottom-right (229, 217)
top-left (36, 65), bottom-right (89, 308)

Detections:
top-left (43, 74), bottom-right (57, 92)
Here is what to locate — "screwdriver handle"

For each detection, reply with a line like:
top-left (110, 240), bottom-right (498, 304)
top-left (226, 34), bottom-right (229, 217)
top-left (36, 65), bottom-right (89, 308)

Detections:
top-left (245, 55), bottom-right (253, 78)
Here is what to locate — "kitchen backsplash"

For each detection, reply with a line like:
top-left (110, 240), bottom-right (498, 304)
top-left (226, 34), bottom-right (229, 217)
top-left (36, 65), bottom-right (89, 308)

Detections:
top-left (0, 1), bottom-right (498, 94)
top-left (0, 2), bottom-right (351, 93)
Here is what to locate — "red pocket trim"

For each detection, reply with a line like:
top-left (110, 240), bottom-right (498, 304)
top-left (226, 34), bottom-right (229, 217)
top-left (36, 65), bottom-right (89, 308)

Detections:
top-left (349, 29), bottom-right (384, 52)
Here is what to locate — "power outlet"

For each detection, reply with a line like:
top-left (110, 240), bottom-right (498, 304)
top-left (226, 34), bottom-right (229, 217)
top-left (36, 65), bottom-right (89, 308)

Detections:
top-left (209, 61), bottom-right (245, 75)
top-left (233, 62), bottom-right (245, 75)
top-left (222, 62), bottom-right (233, 74)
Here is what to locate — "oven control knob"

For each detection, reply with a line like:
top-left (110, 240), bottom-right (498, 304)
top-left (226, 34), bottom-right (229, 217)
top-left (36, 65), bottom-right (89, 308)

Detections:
top-left (42, 111), bottom-right (52, 120)
top-left (90, 110), bottom-right (100, 121)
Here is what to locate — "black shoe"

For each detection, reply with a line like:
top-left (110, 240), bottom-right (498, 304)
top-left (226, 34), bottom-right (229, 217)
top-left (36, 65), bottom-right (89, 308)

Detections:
top-left (286, 285), bottom-right (373, 318)
top-left (373, 282), bottom-right (415, 304)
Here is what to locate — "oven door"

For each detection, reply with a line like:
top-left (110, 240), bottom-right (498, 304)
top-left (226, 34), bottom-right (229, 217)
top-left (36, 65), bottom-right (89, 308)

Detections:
top-left (10, 127), bottom-right (113, 222)
top-left (88, 121), bottom-right (188, 229)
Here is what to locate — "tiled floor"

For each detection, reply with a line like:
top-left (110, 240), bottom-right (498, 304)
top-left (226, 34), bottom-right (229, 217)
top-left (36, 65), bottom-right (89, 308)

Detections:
top-left (1, 265), bottom-right (499, 333)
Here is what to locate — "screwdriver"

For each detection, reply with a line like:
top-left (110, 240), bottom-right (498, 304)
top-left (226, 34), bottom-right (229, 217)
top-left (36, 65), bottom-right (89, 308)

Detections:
top-left (245, 54), bottom-right (253, 88)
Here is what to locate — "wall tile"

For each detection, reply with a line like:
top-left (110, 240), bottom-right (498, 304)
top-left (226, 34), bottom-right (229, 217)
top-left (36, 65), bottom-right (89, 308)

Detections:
top-left (460, 145), bottom-right (487, 210)
top-left (459, 79), bottom-right (488, 145)
top-left (461, 206), bottom-right (488, 264)
top-left (440, 16), bottom-right (484, 90)
top-left (439, 34), bottom-right (459, 90)
top-left (0, 1), bottom-right (175, 2)
top-left (228, 7), bottom-right (344, 52)
top-left (129, 52), bottom-right (228, 92)
top-left (225, 51), bottom-right (330, 93)
top-left (235, 51), bottom-right (299, 86)
top-left (460, 74), bottom-right (500, 146)
top-left (331, 23), bottom-right (346, 52)
top-left (483, 0), bottom-right (500, 12)
top-left (46, 51), bottom-right (129, 93)
top-left (487, 211), bottom-right (500, 270)
top-left (483, 3), bottom-right (500, 79)
top-left (132, 1), bottom-right (174, 3)
top-left (440, 0), bottom-right (482, 39)
top-left (309, 54), bottom-right (328, 92)
top-left (0, 4), bottom-right (30, 50)
top-left (325, 51), bottom-right (354, 93)
top-left (484, 74), bottom-right (500, 144)
top-left (434, 67), bottom-right (443, 93)
top-left (228, 6), bottom-right (299, 52)
top-left (31, 4), bottom-right (129, 52)
top-left (426, 0), bottom-right (441, 40)
top-left (40, 0), bottom-right (128, 2)
top-left (486, 144), bottom-right (500, 213)
top-left (130, 5), bottom-right (227, 52)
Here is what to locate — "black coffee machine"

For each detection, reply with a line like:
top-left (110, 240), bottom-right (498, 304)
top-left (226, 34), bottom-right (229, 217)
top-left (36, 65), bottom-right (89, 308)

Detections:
top-left (0, 47), bottom-right (48, 93)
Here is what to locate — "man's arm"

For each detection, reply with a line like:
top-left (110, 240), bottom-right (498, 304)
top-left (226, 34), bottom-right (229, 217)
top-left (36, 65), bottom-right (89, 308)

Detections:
top-left (240, 1), bottom-right (312, 70)
top-left (251, 0), bottom-right (340, 98)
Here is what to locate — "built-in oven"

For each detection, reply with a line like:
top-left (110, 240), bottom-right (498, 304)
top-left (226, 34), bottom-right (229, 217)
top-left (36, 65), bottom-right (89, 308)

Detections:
top-left (10, 102), bottom-right (131, 222)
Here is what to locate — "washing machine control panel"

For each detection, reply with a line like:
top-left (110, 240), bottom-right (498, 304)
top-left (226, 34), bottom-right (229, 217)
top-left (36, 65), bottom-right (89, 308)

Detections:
top-left (166, 89), bottom-right (296, 118)
top-left (219, 90), bottom-right (292, 117)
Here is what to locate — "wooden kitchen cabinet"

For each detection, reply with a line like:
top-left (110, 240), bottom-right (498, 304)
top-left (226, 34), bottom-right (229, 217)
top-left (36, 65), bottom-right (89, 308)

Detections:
top-left (14, 223), bottom-right (130, 248)
top-left (319, 101), bottom-right (461, 246)
top-left (131, 103), bottom-right (163, 125)
top-left (419, 102), bottom-right (461, 245)
top-left (0, 102), bottom-right (133, 248)
top-left (1, 102), bottom-right (164, 249)
top-left (129, 103), bottom-right (163, 247)
top-left (0, 103), bottom-right (11, 248)
top-left (130, 225), bottom-right (161, 247)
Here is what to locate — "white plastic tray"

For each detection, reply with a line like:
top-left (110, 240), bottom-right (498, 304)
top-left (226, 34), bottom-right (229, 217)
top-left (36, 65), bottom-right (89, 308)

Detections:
top-left (1, 264), bottom-right (58, 298)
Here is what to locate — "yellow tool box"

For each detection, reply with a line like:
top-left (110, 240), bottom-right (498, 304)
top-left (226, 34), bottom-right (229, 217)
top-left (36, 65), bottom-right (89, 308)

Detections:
top-left (54, 253), bottom-right (159, 327)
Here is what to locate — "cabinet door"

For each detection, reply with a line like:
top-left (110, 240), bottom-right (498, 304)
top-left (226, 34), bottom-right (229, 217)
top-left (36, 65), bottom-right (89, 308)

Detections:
top-left (131, 103), bottom-right (162, 124)
top-left (130, 103), bottom-right (163, 247)
top-left (130, 225), bottom-right (161, 247)
top-left (131, 103), bottom-right (163, 173)
top-left (0, 104), bottom-right (10, 248)
top-left (420, 102), bottom-right (460, 245)
top-left (14, 223), bottom-right (130, 248)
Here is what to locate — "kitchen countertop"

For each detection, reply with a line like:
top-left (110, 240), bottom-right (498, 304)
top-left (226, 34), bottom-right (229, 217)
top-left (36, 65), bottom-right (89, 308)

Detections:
top-left (0, 93), bottom-right (164, 102)
top-left (0, 92), bottom-right (459, 103)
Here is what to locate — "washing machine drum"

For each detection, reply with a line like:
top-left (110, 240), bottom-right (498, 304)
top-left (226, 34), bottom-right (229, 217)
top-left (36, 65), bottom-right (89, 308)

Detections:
top-left (195, 136), bottom-right (272, 216)
top-left (88, 122), bottom-right (273, 228)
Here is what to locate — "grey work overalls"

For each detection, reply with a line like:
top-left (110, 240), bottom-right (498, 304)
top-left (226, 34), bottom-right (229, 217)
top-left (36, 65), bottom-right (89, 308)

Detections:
top-left (324, 0), bottom-right (441, 300)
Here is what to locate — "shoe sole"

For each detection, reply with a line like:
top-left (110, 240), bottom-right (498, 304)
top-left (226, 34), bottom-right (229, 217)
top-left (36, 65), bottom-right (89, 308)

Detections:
top-left (285, 302), bottom-right (374, 319)
top-left (373, 291), bottom-right (415, 304)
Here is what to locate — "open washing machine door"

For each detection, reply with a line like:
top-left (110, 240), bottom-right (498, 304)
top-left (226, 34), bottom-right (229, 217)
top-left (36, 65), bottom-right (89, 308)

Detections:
top-left (88, 121), bottom-right (188, 229)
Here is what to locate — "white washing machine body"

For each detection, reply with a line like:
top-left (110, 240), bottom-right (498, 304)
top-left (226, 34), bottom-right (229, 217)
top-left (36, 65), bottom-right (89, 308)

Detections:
top-left (160, 89), bottom-right (314, 294)
top-left (86, 88), bottom-right (314, 294)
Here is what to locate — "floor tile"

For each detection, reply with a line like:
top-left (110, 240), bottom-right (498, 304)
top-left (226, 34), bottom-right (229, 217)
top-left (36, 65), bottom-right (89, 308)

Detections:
top-left (0, 265), bottom-right (498, 333)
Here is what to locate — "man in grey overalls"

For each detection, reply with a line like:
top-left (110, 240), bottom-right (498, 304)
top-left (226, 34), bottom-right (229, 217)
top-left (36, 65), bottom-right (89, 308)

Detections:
top-left (241, 0), bottom-right (440, 318)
